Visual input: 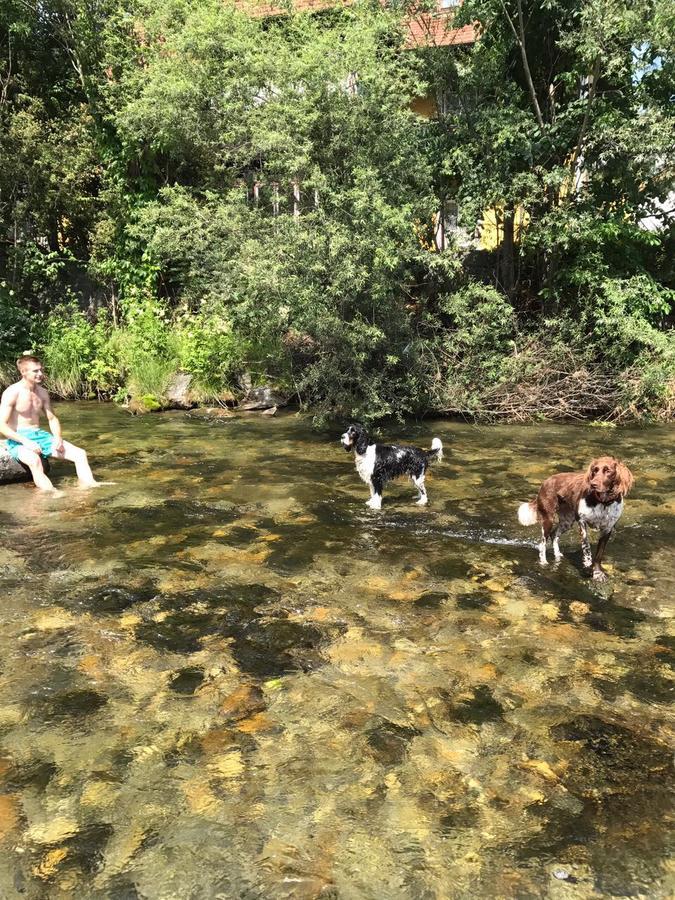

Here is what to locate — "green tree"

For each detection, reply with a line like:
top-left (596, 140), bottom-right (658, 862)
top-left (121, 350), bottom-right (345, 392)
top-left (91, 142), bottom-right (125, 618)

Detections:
top-left (423, 0), bottom-right (674, 417)
top-left (109, 0), bottom-right (453, 419)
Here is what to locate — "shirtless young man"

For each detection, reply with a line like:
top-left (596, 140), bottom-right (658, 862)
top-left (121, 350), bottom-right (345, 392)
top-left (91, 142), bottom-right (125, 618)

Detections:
top-left (0, 356), bottom-right (103, 492)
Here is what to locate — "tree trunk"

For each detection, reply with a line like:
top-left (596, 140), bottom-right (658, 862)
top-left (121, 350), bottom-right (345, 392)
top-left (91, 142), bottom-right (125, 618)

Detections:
top-left (501, 207), bottom-right (516, 298)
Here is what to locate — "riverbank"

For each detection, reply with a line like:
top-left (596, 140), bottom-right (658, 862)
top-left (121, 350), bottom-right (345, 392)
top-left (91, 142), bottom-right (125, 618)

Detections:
top-left (3, 294), bottom-right (673, 426)
top-left (2, 361), bottom-right (674, 427)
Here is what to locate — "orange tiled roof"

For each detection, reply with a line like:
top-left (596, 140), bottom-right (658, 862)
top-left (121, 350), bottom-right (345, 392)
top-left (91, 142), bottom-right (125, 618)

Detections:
top-left (241, 0), bottom-right (340, 15)
top-left (405, 14), bottom-right (475, 48)
top-left (234, 1), bottom-right (476, 48)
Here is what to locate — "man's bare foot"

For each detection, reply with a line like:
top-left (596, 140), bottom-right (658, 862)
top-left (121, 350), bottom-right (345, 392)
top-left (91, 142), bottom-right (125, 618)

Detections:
top-left (78, 480), bottom-right (116, 489)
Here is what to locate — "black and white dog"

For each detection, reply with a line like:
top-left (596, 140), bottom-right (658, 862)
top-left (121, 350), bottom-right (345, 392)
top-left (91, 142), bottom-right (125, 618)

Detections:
top-left (341, 424), bottom-right (443, 510)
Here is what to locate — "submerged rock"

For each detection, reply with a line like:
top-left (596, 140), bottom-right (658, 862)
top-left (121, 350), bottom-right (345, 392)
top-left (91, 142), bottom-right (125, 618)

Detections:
top-left (550, 715), bottom-right (672, 795)
top-left (28, 682), bottom-right (108, 724)
top-left (187, 406), bottom-right (236, 421)
top-left (455, 590), bottom-right (493, 611)
top-left (220, 684), bottom-right (266, 721)
top-left (0, 795), bottom-right (20, 839)
top-left (414, 591), bottom-right (449, 609)
top-left (169, 667), bottom-right (205, 695)
top-left (552, 868), bottom-right (576, 882)
top-left (26, 817), bottom-right (79, 845)
top-left (3, 758), bottom-right (58, 792)
top-left (366, 720), bottom-right (421, 765)
top-left (0, 547), bottom-right (27, 573)
top-left (73, 584), bottom-right (158, 614)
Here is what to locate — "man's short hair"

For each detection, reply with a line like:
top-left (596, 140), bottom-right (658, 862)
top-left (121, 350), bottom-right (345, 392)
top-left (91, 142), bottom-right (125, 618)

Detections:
top-left (17, 355), bottom-right (42, 372)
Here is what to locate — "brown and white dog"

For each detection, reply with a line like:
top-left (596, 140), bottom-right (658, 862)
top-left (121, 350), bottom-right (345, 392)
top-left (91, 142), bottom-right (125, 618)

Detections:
top-left (517, 456), bottom-right (634, 581)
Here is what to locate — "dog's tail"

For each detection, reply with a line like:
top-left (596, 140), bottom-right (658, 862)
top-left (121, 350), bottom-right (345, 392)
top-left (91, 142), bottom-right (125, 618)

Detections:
top-left (517, 500), bottom-right (538, 527)
top-left (426, 437), bottom-right (443, 463)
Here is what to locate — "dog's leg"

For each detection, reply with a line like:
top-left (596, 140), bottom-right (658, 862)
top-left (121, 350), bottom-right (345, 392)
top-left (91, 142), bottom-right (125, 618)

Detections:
top-left (553, 513), bottom-right (573, 561)
top-left (412, 473), bottom-right (428, 506)
top-left (538, 515), bottom-right (554, 565)
top-left (578, 520), bottom-right (593, 569)
top-left (366, 475), bottom-right (383, 510)
top-left (551, 525), bottom-right (563, 561)
top-left (591, 530), bottom-right (613, 582)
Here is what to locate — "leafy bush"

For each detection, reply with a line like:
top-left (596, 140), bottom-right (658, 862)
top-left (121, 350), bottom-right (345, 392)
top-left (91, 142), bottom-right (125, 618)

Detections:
top-left (174, 317), bottom-right (248, 400)
top-left (0, 282), bottom-right (35, 383)
top-left (430, 277), bottom-right (675, 422)
top-left (591, 276), bottom-right (675, 420)
top-left (41, 305), bottom-right (115, 398)
top-left (106, 301), bottom-right (177, 404)
top-left (433, 283), bottom-right (516, 413)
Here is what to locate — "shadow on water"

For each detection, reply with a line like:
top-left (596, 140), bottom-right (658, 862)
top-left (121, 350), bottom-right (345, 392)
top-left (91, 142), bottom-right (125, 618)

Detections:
top-left (71, 583), bottom-right (159, 613)
top-left (26, 667), bottom-right (108, 726)
top-left (105, 499), bottom-right (240, 543)
top-left (445, 685), bottom-right (504, 725)
top-left (133, 585), bottom-right (344, 678)
top-left (510, 717), bottom-right (673, 894)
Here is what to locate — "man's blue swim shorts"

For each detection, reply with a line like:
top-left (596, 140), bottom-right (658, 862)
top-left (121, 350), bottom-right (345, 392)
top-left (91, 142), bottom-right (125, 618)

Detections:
top-left (4, 427), bottom-right (54, 461)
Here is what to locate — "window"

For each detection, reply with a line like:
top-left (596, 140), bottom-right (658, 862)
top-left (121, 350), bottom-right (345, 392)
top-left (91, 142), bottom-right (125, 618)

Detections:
top-left (437, 87), bottom-right (460, 118)
top-left (434, 200), bottom-right (459, 251)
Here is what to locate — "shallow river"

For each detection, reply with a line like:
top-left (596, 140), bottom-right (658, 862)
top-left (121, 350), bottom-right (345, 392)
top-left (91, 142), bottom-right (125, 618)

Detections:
top-left (0, 404), bottom-right (673, 899)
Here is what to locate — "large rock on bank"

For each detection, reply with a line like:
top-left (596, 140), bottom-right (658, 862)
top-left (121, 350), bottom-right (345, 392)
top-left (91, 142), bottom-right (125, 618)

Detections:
top-left (165, 373), bottom-right (196, 409)
top-left (0, 446), bottom-right (30, 484)
top-left (240, 385), bottom-right (289, 411)
top-left (0, 445), bottom-right (51, 484)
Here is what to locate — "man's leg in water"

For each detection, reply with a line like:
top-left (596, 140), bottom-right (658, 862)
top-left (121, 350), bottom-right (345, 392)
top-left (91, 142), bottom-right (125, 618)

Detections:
top-left (53, 440), bottom-right (99, 486)
top-left (15, 446), bottom-right (57, 492)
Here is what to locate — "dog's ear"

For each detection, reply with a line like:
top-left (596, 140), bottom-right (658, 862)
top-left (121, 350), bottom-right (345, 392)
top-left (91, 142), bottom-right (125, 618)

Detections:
top-left (354, 425), bottom-right (369, 455)
top-left (584, 459), bottom-right (597, 484)
top-left (613, 459), bottom-right (634, 497)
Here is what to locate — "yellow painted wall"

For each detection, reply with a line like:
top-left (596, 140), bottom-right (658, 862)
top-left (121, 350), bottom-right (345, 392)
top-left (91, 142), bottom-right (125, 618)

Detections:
top-left (410, 96), bottom-right (532, 251)
top-left (410, 95), bottom-right (437, 118)
top-left (479, 205), bottom-right (529, 250)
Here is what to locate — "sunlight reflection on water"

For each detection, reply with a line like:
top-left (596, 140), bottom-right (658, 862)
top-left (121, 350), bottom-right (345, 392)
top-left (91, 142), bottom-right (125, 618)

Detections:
top-left (0, 404), bottom-right (673, 898)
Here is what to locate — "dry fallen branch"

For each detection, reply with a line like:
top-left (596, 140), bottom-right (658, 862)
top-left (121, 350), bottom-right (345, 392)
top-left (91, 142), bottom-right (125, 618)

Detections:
top-left (437, 345), bottom-right (629, 422)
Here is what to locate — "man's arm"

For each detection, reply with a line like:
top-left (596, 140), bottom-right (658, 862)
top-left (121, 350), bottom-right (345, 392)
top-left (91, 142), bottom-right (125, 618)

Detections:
top-left (0, 387), bottom-right (18, 440)
top-left (0, 387), bottom-right (42, 453)
top-left (42, 390), bottom-right (64, 453)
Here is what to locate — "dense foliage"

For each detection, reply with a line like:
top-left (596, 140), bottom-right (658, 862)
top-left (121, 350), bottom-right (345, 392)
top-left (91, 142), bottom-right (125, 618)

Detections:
top-left (1, 0), bottom-right (673, 421)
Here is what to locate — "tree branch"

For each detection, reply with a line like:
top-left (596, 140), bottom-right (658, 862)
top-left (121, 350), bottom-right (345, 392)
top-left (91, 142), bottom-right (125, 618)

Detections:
top-left (498, 0), bottom-right (545, 132)
top-left (0, 31), bottom-right (12, 106)
top-left (569, 54), bottom-right (602, 196)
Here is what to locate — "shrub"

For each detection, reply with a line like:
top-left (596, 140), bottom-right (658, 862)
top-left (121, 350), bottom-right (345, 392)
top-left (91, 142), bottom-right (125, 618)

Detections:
top-left (174, 316), bottom-right (248, 400)
top-left (433, 283), bottom-right (517, 414)
top-left (40, 304), bottom-right (116, 398)
top-left (107, 325), bottom-right (177, 406)
top-left (0, 282), bottom-right (35, 384)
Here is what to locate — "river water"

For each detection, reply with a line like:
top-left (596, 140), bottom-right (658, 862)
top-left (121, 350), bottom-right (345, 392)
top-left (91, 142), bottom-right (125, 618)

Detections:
top-left (0, 404), bottom-right (673, 899)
